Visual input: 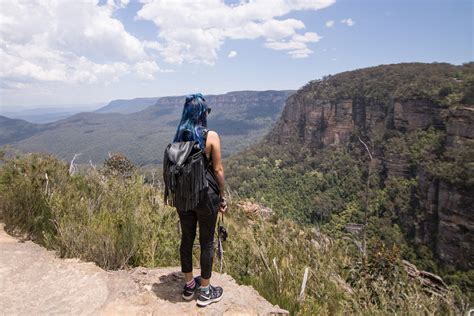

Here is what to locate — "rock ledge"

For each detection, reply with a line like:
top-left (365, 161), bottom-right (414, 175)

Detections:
top-left (0, 224), bottom-right (288, 315)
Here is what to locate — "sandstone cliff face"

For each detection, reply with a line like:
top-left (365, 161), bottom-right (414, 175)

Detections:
top-left (417, 107), bottom-right (474, 270)
top-left (272, 96), bottom-right (446, 148)
top-left (269, 89), bottom-right (473, 270)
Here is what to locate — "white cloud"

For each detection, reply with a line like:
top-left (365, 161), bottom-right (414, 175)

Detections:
top-left (0, 0), bottom-right (337, 91)
top-left (292, 32), bottom-right (322, 43)
top-left (325, 20), bottom-right (335, 28)
top-left (0, 0), bottom-right (164, 88)
top-left (134, 60), bottom-right (160, 80)
top-left (227, 51), bottom-right (237, 58)
top-left (137, 0), bottom-right (335, 63)
top-left (341, 18), bottom-right (355, 26)
top-left (289, 48), bottom-right (314, 59)
top-left (143, 40), bottom-right (163, 51)
top-left (106, 0), bottom-right (130, 10)
top-left (264, 32), bottom-right (321, 58)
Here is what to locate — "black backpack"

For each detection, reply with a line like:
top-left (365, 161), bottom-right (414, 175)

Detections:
top-left (163, 131), bottom-right (210, 211)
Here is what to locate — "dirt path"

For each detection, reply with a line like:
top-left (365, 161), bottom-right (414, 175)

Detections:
top-left (0, 224), bottom-right (288, 315)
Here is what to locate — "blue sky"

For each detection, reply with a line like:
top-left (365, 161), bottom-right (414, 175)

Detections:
top-left (0, 0), bottom-right (472, 109)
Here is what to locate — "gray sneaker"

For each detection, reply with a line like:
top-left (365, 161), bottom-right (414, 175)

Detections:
top-left (196, 285), bottom-right (224, 307)
top-left (182, 276), bottom-right (201, 301)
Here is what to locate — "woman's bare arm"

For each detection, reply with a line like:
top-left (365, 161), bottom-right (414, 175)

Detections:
top-left (208, 131), bottom-right (225, 198)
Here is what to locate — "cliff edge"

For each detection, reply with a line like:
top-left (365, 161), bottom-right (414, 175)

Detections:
top-left (0, 224), bottom-right (287, 315)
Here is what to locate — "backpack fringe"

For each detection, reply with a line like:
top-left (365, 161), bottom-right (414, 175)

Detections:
top-left (163, 147), bottom-right (208, 212)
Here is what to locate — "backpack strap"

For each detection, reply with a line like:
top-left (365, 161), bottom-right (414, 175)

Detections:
top-left (202, 129), bottom-right (212, 165)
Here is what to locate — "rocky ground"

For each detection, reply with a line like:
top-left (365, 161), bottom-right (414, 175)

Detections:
top-left (0, 224), bottom-right (288, 315)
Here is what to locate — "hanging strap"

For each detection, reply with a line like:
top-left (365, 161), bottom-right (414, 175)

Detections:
top-left (217, 211), bottom-right (225, 273)
top-left (219, 211), bottom-right (224, 226)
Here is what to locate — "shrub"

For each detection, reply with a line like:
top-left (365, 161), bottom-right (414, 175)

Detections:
top-left (0, 153), bottom-right (68, 242)
top-left (101, 153), bottom-right (136, 177)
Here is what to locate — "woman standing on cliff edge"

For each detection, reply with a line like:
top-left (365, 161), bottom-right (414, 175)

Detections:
top-left (164, 93), bottom-right (228, 307)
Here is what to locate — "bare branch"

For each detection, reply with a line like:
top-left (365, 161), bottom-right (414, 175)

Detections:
top-left (272, 257), bottom-right (280, 277)
top-left (69, 153), bottom-right (81, 175)
top-left (358, 137), bottom-right (373, 161)
top-left (298, 267), bottom-right (310, 303)
top-left (257, 247), bottom-right (271, 272)
top-left (44, 172), bottom-right (49, 195)
top-left (89, 160), bottom-right (96, 171)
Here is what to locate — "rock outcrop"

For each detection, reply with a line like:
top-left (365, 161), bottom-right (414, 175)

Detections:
top-left (267, 63), bottom-right (474, 271)
top-left (238, 201), bottom-right (274, 218)
top-left (0, 224), bottom-right (288, 315)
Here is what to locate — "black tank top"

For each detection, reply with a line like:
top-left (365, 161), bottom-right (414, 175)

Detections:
top-left (203, 130), bottom-right (219, 195)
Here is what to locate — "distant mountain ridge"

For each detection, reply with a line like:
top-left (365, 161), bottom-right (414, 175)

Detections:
top-left (96, 97), bottom-right (160, 114)
top-left (96, 90), bottom-right (296, 115)
top-left (1, 90), bottom-right (294, 165)
top-left (0, 116), bottom-right (42, 144)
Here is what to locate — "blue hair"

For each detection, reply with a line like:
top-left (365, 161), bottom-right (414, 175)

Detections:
top-left (173, 93), bottom-right (209, 149)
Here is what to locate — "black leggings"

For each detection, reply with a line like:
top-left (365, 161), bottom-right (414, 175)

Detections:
top-left (177, 188), bottom-right (219, 279)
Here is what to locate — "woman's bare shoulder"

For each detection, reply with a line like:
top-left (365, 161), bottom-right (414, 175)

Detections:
top-left (207, 130), bottom-right (219, 140)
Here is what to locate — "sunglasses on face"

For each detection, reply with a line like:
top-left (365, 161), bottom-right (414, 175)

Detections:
top-left (207, 107), bottom-right (212, 114)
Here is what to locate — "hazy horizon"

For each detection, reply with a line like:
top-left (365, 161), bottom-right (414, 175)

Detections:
top-left (3, 60), bottom-right (473, 112)
top-left (0, 88), bottom-right (296, 112)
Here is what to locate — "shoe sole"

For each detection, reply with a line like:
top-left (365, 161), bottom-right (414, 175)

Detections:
top-left (182, 277), bottom-right (201, 301)
top-left (182, 293), bottom-right (195, 301)
top-left (196, 293), bottom-right (224, 307)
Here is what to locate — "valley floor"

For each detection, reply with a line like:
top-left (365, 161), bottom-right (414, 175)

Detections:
top-left (0, 223), bottom-right (287, 315)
